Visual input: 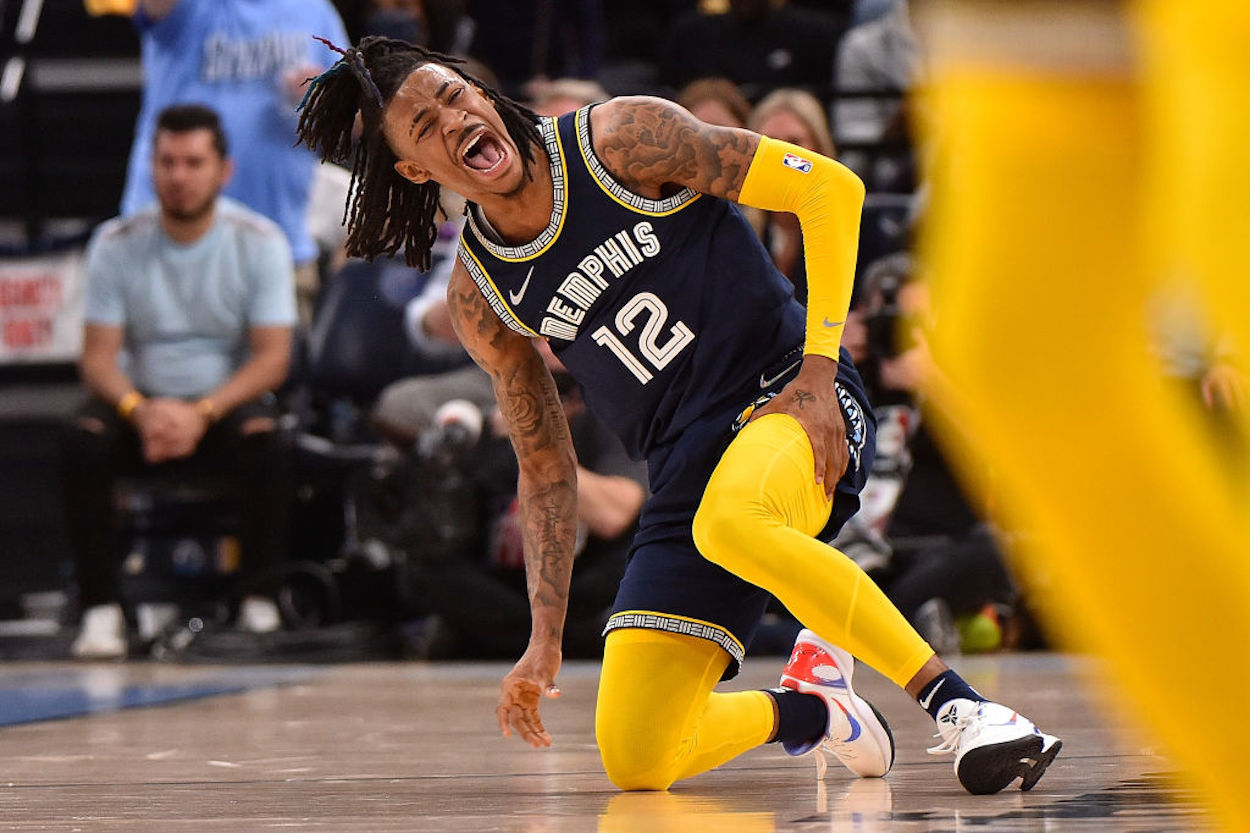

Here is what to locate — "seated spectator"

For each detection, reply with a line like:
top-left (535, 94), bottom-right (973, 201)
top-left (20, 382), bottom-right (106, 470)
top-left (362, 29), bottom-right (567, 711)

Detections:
top-left (368, 210), bottom-right (495, 447)
top-left (676, 77), bottom-right (753, 129)
top-left (746, 87), bottom-right (837, 303)
top-left (525, 77), bottom-right (611, 116)
top-left (119, 0), bottom-right (348, 326)
top-left (61, 105), bottom-right (296, 659)
top-left (599, 0), bottom-right (697, 94)
top-left (851, 0), bottom-right (895, 25)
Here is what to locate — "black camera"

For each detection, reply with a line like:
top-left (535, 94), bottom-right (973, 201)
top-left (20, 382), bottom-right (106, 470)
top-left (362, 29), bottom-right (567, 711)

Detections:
top-left (864, 273), bottom-right (911, 360)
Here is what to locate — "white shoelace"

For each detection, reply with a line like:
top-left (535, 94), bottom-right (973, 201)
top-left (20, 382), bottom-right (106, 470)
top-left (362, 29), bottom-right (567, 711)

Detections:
top-left (926, 713), bottom-right (973, 756)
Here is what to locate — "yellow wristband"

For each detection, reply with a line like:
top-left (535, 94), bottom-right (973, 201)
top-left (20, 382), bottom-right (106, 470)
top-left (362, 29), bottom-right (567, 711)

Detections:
top-left (117, 390), bottom-right (145, 420)
top-left (195, 397), bottom-right (219, 424)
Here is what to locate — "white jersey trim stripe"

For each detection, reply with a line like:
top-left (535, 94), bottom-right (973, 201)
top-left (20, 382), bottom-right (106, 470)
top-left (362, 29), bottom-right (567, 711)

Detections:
top-left (465, 117), bottom-right (568, 262)
top-left (575, 106), bottom-right (701, 216)
top-left (457, 243), bottom-right (540, 337)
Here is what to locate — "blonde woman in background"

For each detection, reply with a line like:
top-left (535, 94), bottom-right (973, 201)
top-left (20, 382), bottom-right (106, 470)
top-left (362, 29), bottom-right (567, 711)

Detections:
top-left (747, 88), bottom-right (837, 303)
top-left (676, 78), bottom-right (754, 129)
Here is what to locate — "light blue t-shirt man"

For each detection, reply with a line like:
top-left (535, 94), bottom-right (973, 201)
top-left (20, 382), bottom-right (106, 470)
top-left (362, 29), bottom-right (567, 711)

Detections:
top-left (84, 197), bottom-right (297, 398)
top-left (120, 0), bottom-right (348, 265)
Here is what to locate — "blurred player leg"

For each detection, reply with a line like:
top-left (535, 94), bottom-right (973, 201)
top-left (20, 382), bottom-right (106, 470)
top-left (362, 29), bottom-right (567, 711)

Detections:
top-left (916, 2), bottom-right (1250, 828)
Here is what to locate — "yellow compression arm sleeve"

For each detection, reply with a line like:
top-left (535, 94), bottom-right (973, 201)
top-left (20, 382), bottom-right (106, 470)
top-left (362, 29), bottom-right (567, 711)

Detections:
top-left (737, 136), bottom-right (866, 359)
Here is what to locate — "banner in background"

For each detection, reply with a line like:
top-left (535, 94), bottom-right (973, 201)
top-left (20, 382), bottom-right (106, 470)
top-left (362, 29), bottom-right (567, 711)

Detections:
top-left (0, 250), bottom-right (85, 364)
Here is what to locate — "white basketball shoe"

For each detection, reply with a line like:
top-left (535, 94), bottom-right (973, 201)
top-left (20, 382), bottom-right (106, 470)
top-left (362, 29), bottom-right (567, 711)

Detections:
top-left (71, 603), bottom-right (127, 660)
top-left (778, 629), bottom-right (895, 777)
top-left (927, 698), bottom-right (1062, 794)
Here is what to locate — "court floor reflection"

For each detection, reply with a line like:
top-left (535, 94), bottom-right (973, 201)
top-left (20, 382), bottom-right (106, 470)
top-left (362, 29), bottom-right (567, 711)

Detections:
top-left (0, 654), bottom-right (1214, 831)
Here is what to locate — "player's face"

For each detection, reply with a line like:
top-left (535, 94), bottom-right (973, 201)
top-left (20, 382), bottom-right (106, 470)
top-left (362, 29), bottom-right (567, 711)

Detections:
top-left (151, 129), bottom-right (231, 223)
top-left (384, 64), bottom-right (524, 198)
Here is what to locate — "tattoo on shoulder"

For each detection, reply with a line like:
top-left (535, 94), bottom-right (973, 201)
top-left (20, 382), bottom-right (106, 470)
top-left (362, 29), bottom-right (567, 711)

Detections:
top-left (597, 98), bottom-right (758, 198)
top-left (447, 276), bottom-right (511, 361)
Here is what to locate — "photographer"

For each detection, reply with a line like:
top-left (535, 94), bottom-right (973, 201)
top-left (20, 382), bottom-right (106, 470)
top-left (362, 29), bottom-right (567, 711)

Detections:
top-left (398, 344), bottom-right (647, 660)
top-left (841, 253), bottom-right (1019, 655)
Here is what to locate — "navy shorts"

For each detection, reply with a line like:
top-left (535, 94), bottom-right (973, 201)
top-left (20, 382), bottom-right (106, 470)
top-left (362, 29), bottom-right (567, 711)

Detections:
top-left (604, 350), bottom-right (877, 680)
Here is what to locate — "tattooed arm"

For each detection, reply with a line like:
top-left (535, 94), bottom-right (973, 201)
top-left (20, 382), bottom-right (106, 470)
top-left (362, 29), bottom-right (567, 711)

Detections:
top-left (590, 95), bottom-right (759, 201)
top-left (591, 96), bottom-right (858, 496)
top-left (446, 262), bottom-right (578, 748)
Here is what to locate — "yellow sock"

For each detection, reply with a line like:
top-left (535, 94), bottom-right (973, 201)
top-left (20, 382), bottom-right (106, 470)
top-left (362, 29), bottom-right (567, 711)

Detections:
top-left (595, 628), bottom-right (774, 790)
top-left (693, 413), bottom-right (933, 688)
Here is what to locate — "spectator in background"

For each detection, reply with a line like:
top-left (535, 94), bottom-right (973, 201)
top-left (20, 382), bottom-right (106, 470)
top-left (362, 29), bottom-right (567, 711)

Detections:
top-left (660, 0), bottom-right (847, 100)
top-left (841, 253), bottom-right (1018, 655)
top-left (118, 0), bottom-right (348, 325)
top-left (746, 87), bottom-right (836, 304)
top-left (368, 207), bottom-right (491, 446)
top-left (403, 348), bottom-right (646, 660)
top-left (61, 105), bottom-right (296, 660)
top-left (675, 77), bottom-right (752, 129)
top-left (833, 0), bottom-right (919, 190)
top-left (525, 77), bottom-right (610, 116)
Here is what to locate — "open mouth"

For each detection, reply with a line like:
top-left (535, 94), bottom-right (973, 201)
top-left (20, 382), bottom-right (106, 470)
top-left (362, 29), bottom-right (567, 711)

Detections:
top-left (460, 128), bottom-right (508, 174)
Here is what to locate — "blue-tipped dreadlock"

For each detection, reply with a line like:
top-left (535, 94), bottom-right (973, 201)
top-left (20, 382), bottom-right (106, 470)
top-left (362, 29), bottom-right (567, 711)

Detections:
top-left (295, 36), bottom-right (542, 271)
top-left (303, 36), bottom-right (383, 111)
top-left (298, 60), bottom-right (351, 112)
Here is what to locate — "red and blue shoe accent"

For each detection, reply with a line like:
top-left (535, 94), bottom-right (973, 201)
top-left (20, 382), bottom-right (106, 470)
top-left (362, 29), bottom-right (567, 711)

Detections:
top-left (779, 629), bottom-right (895, 778)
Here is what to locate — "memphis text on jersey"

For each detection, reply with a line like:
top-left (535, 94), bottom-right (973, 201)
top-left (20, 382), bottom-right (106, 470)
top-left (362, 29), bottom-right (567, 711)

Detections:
top-left (537, 220), bottom-right (662, 341)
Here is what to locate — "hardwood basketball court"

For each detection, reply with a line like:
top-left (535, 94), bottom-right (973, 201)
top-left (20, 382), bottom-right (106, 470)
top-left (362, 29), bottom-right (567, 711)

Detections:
top-left (0, 652), bottom-right (1210, 831)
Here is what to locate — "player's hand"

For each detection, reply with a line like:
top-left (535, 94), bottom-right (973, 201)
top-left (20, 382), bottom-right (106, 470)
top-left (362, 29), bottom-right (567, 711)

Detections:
top-left (1202, 361), bottom-right (1247, 412)
top-left (496, 642), bottom-right (562, 748)
top-left (750, 354), bottom-right (847, 499)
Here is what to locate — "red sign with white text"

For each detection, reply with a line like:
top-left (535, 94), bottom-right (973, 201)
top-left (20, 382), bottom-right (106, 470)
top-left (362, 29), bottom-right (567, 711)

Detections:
top-left (0, 251), bottom-right (85, 363)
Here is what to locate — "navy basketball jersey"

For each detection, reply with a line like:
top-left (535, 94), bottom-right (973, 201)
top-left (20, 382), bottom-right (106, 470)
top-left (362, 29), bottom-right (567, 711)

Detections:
top-left (457, 105), bottom-right (806, 459)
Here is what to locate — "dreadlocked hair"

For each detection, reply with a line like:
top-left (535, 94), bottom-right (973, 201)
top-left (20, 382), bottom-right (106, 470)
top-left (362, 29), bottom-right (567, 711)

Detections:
top-left (296, 36), bottom-right (542, 270)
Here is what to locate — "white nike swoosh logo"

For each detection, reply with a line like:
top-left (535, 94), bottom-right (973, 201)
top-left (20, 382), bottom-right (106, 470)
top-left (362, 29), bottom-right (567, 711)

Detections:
top-left (509, 266), bottom-right (535, 305)
top-left (919, 677), bottom-right (945, 711)
top-left (759, 358), bottom-right (802, 389)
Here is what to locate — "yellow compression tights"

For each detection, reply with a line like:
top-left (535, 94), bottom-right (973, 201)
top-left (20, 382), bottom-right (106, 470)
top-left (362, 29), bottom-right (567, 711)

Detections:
top-left (597, 414), bottom-right (933, 791)
top-left (693, 414), bottom-right (934, 687)
top-left (597, 629), bottom-right (774, 791)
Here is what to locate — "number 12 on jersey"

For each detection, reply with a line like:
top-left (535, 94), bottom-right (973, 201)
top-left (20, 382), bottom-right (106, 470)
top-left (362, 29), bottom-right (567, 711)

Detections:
top-left (591, 291), bottom-right (694, 384)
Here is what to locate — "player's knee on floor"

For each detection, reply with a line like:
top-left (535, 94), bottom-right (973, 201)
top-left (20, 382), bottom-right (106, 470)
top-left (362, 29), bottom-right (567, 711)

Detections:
top-left (596, 721), bottom-right (681, 791)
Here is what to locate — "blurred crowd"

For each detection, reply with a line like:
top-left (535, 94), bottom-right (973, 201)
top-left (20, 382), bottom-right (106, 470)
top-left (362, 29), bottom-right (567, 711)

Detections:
top-left (51, 0), bottom-right (1242, 663)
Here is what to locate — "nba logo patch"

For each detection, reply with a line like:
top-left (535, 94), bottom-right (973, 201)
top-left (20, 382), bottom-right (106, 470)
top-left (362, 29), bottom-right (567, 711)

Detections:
top-left (782, 152), bottom-right (813, 173)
